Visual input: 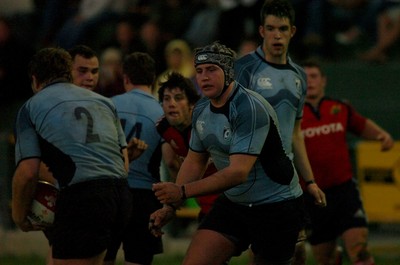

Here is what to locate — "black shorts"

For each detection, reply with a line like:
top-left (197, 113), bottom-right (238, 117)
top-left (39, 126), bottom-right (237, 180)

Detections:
top-left (198, 194), bottom-right (305, 264)
top-left (105, 188), bottom-right (163, 264)
top-left (305, 179), bottom-right (368, 245)
top-left (51, 178), bottom-right (132, 259)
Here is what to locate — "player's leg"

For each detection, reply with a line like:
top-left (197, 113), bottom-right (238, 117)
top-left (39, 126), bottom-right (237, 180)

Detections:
top-left (292, 240), bottom-right (306, 265)
top-left (183, 229), bottom-right (236, 265)
top-left (46, 246), bottom-right (54, 265)
top-left (53, 250), bottom-right (106, 265)
top-left (342, 227), bottom-right (374, 265)
top-left (339, 180), bottom-right (372, 265)
top-left (251, 197), bottom-right (304, 265)
top-left (311, 240), bottom-right (338, 265)
top-left (251, 229), bottom-right (306, 265)
top-left (122, 189), bottom-right (163, 265)
top-left (53, 180), bottom-right (129, 265)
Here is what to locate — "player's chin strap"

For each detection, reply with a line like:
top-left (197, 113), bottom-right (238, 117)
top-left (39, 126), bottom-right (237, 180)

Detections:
top-left (220, 81), bottom-right (231, 97)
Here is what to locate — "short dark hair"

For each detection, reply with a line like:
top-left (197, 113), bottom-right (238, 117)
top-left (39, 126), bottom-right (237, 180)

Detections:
top-left (260, 0), bottom-right (295, 26)
top-left (28, 47), bottom-right (72, 85)
top-left (302, 59), bottom-right (325, 76)
top-left (158, 72), bottom-right (200, 104)
top-left (123, 52), bottom-right (156, 86)
top-left (68, 45), bottom-right (97, 60)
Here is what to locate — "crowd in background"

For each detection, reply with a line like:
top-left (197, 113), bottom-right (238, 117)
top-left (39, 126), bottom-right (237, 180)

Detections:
top-left (1, 0), bottom-right (400, 103)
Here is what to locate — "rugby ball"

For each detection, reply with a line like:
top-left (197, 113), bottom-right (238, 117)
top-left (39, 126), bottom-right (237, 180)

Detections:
top-left (28, 180), bottom-right (59, 228)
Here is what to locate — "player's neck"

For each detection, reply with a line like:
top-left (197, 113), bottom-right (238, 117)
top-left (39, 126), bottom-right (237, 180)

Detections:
top-left (262, 48), bottom-right (287, 65)
top-left (306, 95), bottom-right (323, 109)
top-left (210, 83), bottom-right (233, 108)
top-left (126, 84), bottom-right (152, 94)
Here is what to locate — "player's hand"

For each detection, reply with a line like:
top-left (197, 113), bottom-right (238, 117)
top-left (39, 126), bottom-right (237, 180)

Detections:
top-left (307, 183), bottom-right (327, 207)
top-left (15, 217), bottom-right (46, 232)
top-left (149, 205), bottom-right (176, 237)
top-left (127, 137), bottom-right (148, 162)
top-left (377, 132), bottom-right (394, 151)
top-left (153, 182), bottom-right (182, 204)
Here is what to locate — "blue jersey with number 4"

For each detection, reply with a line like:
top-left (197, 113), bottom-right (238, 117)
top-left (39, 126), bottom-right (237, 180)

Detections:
top-left (112, 89), bottom-right (164, 190)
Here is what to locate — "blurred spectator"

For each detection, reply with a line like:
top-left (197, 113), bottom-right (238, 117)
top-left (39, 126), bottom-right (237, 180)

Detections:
top-left (236, 36), bottom-right (259, 58)
top-left (154, 39), bottom-right (195, 96)
top-left (0, 0), bottom-right (34, 16)
top-left (95, 47), bottom-right (125, 97)
top-left (359, 0), bottom-right (400, 63)
top-left (183, 0), bottom-right (221, 47)
top-left (102, 16), bottom-right (147, 58)
top-left (54, 0), bottom-right (127, 49)
top-left (139, 19), bottom-right (167, 75)
top-left (333, 0), bottom-right (382, 45)
top-left (291, 0), bottom-right (333, 60)
top-left (0, 16), bottom-right (34, 103)
top-left (216, 0), bottom-right (263, 51)
top-left (36, 0), bottom-right (80, 48)
top-left (150, 0), bottom-right (196, 42)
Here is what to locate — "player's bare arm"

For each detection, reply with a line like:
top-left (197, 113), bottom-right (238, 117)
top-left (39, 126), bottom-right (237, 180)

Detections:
top-left (161, 142), bottom-right (182, 181)
top-left (292, 120), bottom-right (326, 207)
top-left (153, 153), bottom-right (257, 204)
top-left (12, 158), bottom-right (41, 231)
top-left (361, 119), bottom-right (394, 151)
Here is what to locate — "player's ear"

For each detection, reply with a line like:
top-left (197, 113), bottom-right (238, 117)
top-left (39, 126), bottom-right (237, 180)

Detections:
top-left (291, 26), bottom-right (296, 37)
top-left (31, 75), bottom-right (39, 93)
top-left (258, 25), bottom-right (265, 38)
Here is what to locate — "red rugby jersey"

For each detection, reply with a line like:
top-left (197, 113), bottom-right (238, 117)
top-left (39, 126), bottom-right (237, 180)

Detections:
top-left (157, 117), bottom-right (219, 214)
top-left (301, 97), bottom-right (367, 190)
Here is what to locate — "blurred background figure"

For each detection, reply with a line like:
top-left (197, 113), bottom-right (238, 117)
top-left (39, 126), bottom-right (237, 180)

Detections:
top-left (359, 0), bottom-right (400, 63)
top-left (139, 19), bottom-right (167, 75)
top-left (54, 0), bottom-right (127, 49)
top-left (149, 0), bottom-right (195, 43)
top-left (36, 0), bottom-right (80, 48)
top-left (102, 16), bottom-right (147, 58)
top-left (154, 39), bottom-right (195, 97)
top-left (236, 36), bottom-right (259, 58)
top-left (216, 0), bottom-right (263, 51)
top-left (95, 47), bottom-right (125, 97)
top-left (183, 0), bottom-right (221, 48)
top-left (0, 16), bottom-right (33, 104)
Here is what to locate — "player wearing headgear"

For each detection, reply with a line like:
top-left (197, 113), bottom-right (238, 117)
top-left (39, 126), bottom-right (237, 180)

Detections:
top-left (150, 42), bottom-right (306, 265)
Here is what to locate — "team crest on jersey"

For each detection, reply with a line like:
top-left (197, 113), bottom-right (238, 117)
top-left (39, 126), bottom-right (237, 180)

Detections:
top-left (295, 78), bottom-right (301, 90)
top-left (257, 77), bottom-right (273, 89)
top-left (196, 120), bottom-right (205, 135)
top-left (223, 126), bottom-right (231, 140)
top-left (330, 104), bottom-right (341, 115)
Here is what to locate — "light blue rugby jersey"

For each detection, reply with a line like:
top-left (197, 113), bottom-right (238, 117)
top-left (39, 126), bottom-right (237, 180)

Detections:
top-left (190, 83), bottom-right (302, 205)
top-left (112, 89), bottom-right (163, 190)
top-left (14, 82), bottom-right (128, 189)
top-left (234, 46), bottom-right (307, 160)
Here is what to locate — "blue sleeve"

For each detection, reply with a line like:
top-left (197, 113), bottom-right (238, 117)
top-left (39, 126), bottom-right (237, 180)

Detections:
top-left (14, 103), bottom-right (41, 164)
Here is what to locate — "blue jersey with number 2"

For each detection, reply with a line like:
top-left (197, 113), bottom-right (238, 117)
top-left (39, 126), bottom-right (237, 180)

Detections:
top-left (14, 82), bottom-right (128, 188)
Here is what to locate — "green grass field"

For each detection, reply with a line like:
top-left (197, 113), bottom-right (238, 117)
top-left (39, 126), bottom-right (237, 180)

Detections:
top-left (1, 248), bottom-right (400, 265)
top-left (1, 223), bottom-right (399, 265)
